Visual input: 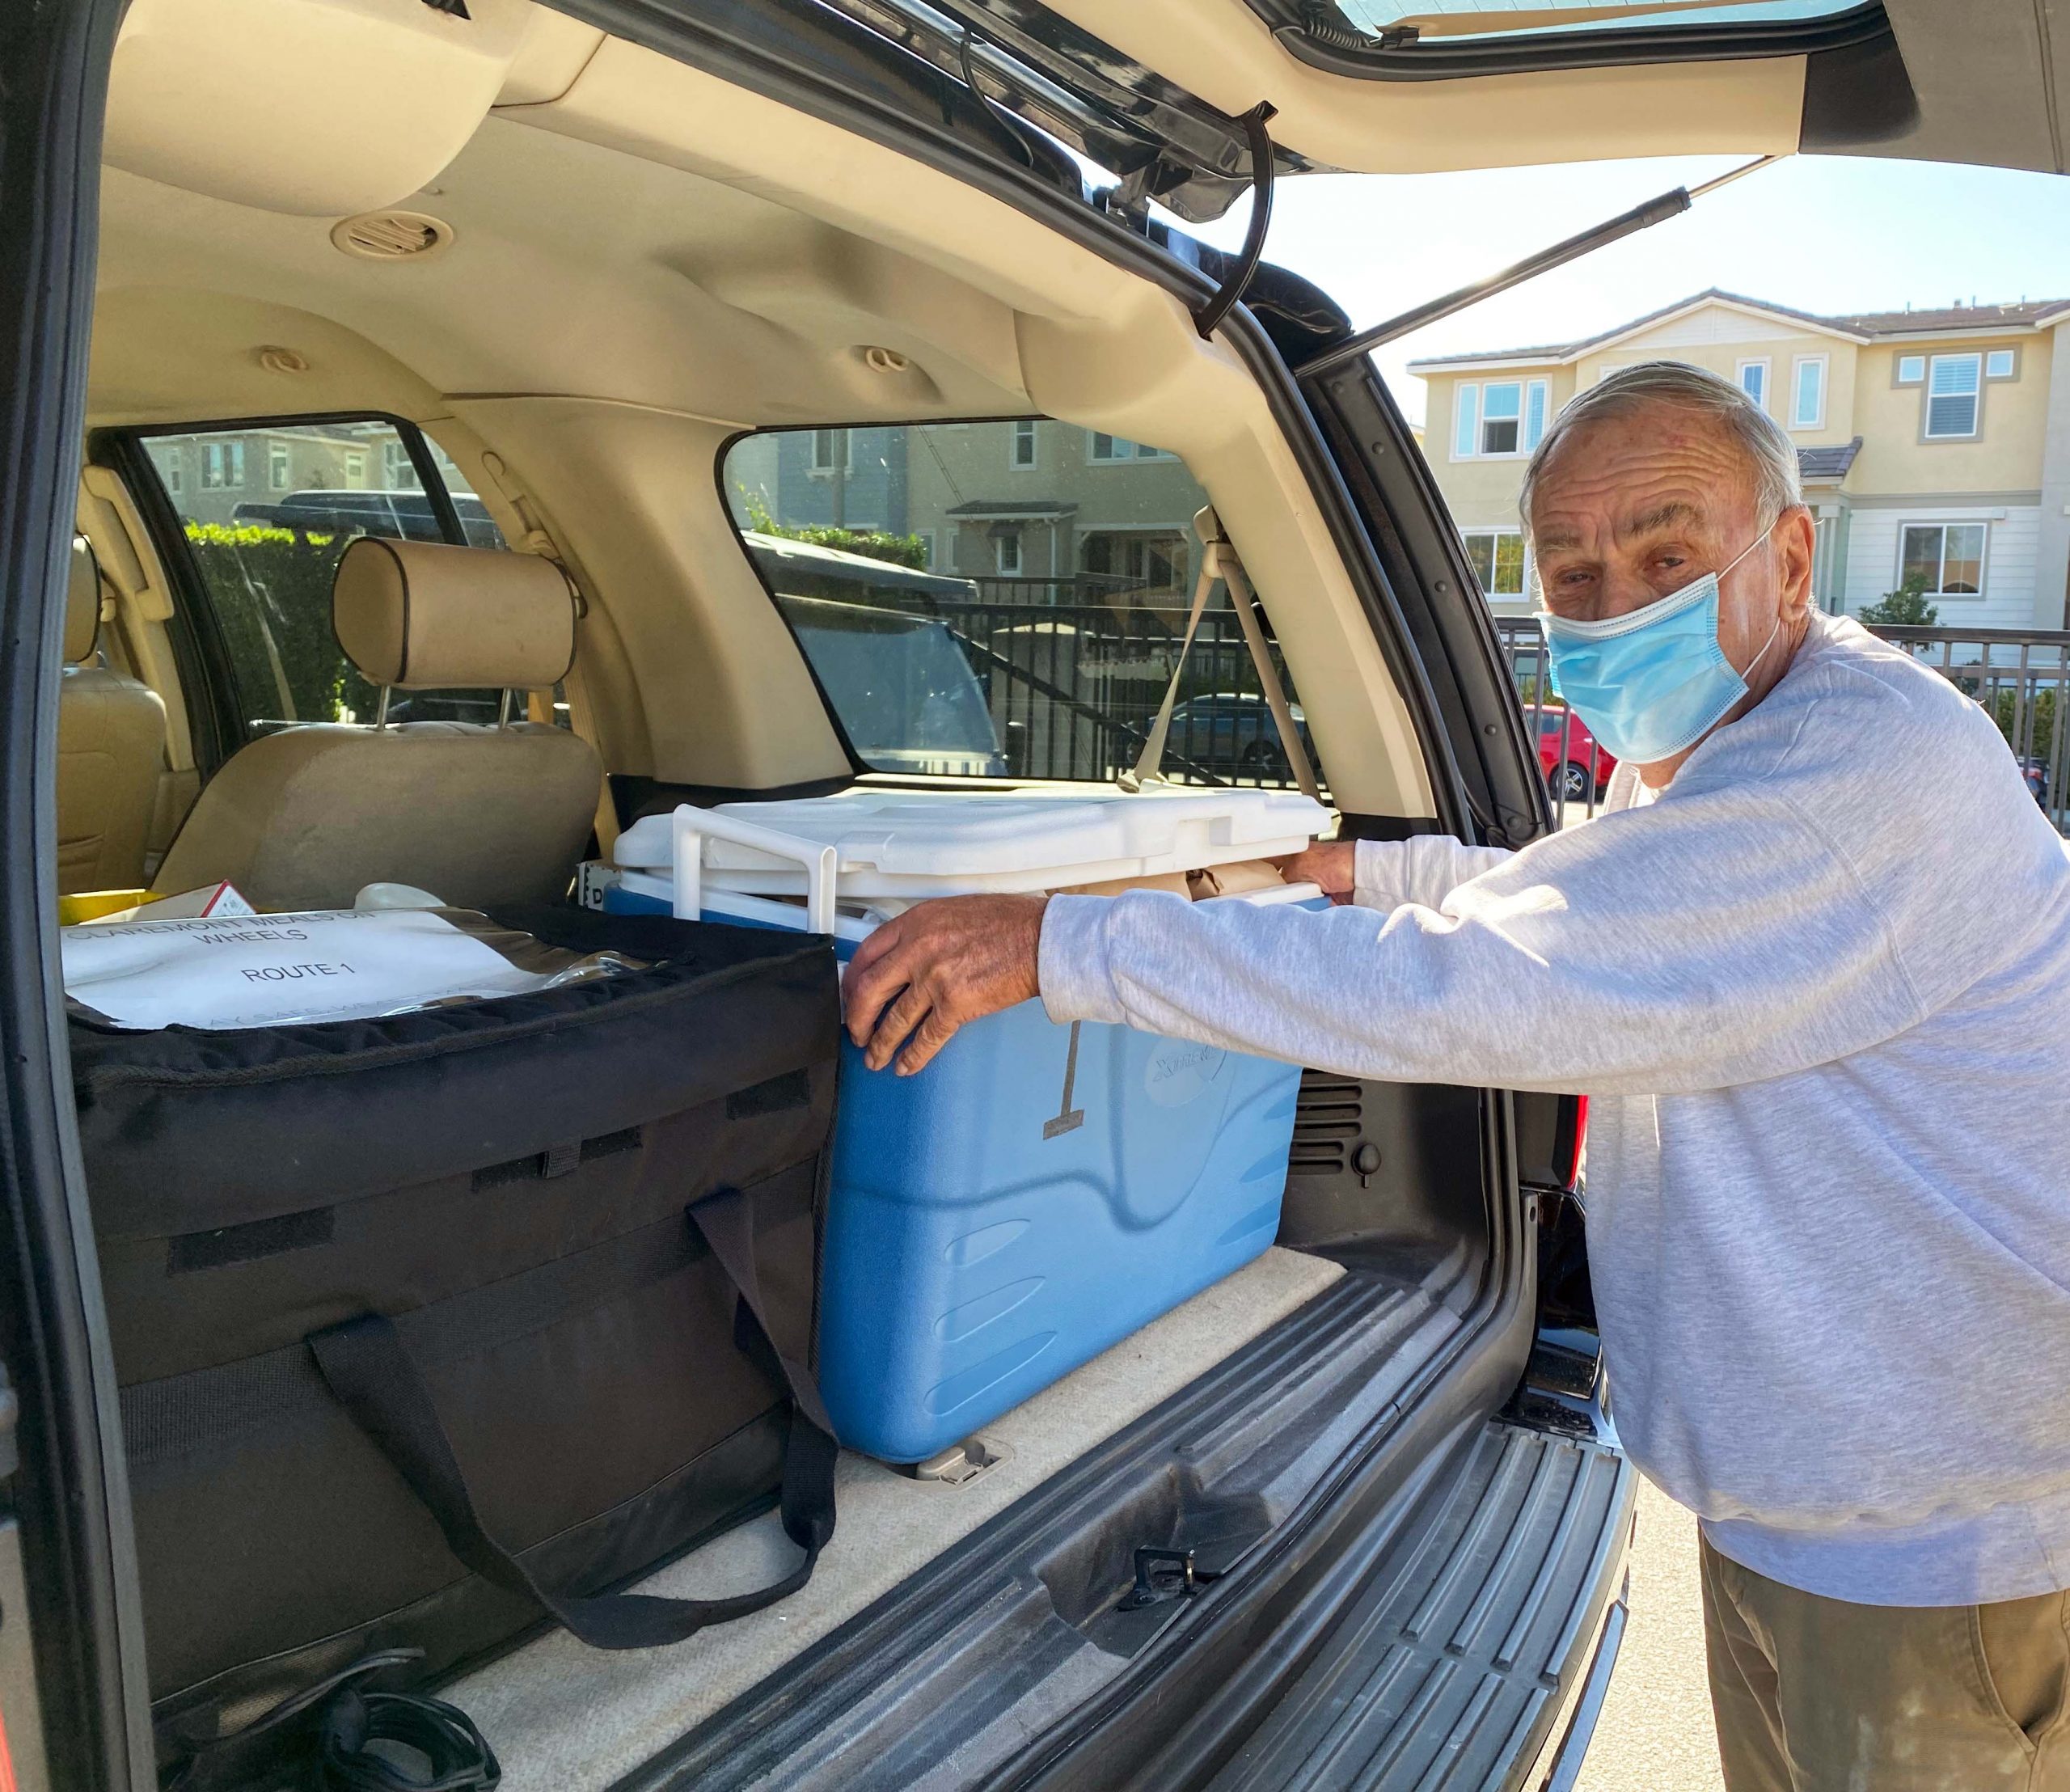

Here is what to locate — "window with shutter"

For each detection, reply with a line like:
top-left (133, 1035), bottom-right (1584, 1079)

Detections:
top-left (1924, 355), bottom-right (1981, 438)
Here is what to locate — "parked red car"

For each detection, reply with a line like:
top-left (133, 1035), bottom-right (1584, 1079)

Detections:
top-left (1536, 704), bottom-right (1617, 804)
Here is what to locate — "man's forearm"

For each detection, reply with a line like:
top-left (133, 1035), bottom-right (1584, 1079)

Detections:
top-left (1037, 797), bottom-right (1922, 1097)
top-left (1351, 836), bottom-right (1513, 911)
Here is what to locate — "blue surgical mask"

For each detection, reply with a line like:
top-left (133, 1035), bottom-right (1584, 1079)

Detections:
top-left (1539, 531), bottom-right (1780, 765)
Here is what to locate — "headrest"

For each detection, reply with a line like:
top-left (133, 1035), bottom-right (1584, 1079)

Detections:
top-left (332, 538), bottom-right (577, 691)
top-left (66, 536), bottom-right (102, 665)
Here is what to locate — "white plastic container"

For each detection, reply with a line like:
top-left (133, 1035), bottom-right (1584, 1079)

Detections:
top-left (609, 784), bottom-right (1330, 903)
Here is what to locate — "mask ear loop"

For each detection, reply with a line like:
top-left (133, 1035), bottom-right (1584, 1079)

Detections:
top-left (1721, 522), bottom-right (1784, 683)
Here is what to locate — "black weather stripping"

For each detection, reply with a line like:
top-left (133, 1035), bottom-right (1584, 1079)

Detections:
top-left (1257, 0), bottom-right (1892, 80)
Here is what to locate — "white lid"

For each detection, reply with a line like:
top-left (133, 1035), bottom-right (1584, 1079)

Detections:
top-left (614, 785), bottom-right (1329, 898)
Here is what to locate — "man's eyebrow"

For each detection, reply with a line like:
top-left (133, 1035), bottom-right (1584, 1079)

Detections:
top-left (1536, 526), bottom-right (1582, 552)
top-left (1622, 501), bottom-right (1704, 539)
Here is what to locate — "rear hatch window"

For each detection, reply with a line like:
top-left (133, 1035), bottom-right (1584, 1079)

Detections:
top-left (724, 420), bottom-right (1321, 790)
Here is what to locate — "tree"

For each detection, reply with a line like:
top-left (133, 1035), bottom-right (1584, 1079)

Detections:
top-left (1857, 573), bottom-right (1939, 628)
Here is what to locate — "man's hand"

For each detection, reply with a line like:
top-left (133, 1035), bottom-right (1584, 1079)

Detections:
top-left (1278, 839), bottom-right (1358, 904)
top-left (843, 894), bottom-right (1048, 1076)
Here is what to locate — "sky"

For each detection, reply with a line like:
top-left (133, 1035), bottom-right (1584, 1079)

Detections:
top-left (1172, 154), bottom-right (2070, 427)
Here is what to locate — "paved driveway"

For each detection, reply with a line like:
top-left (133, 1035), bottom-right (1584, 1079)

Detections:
top-left (1573, 1478), bottom-right (1727, 1792)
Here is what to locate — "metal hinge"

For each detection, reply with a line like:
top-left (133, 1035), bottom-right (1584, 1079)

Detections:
top-left (1117, 1546), bottom-right (1224, 1611)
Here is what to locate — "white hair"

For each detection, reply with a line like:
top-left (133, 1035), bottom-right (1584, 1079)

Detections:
top-left (1519, 359), bottom-right (1804, 539)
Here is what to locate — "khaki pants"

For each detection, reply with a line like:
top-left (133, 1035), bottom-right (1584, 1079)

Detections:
top-left (1701, 1536), bottom-right (2070, 1790)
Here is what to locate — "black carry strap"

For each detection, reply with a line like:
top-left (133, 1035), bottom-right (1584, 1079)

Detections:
top-left (163, 1650), bottom-right (434, 1792)
top-left (167, 1649), bottom-right (503, 1792)
top-left (308, 1189), bottom-right (836, 1650)
top-left (318, 1686), bottom-right (501, 1791)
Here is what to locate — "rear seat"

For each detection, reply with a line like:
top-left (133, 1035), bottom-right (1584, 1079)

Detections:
top-left (57, 535), bottom-right (167, 894)
top-left (151, 538), bottom-right (602, 910)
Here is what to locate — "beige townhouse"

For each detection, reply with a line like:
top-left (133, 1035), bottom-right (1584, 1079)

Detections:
top-left (905, 419), bottom-right (1206, 602)
top-left (1411, 289), bottom-right (2070, 630)
top-left (145, 418), bottom-right (429, 526)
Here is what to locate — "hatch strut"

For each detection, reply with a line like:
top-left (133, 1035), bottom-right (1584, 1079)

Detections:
top-left (1193, 103), bottom-right (1280, 339)
top-left (1296, 154), bottom-right (1780, 378)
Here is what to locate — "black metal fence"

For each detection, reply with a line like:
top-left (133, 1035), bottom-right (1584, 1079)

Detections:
top-left (962, 573), bottom-right (1149, 607)
top-left (1497, 616), bottom-right (2070, 834)
top-left (1494, 618), bottom-right (1613, 828)
top-left (1868, 628), bottom-right (2068, 833)
top-left (929, 594), bottom-right (1310, 787)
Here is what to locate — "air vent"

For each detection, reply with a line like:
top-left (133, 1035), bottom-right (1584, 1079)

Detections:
top-left (1289, 1072), bottom-right (1363, 1177)
top-left (329, 210), bottom-right (454, 263)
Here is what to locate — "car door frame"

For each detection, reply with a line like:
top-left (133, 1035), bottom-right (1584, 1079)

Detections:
top-left (0, 0), bottom-right (163, 1785)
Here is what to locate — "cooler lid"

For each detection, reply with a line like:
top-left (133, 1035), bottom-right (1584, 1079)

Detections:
top-left (614, 786), bottom-right (1329, 896)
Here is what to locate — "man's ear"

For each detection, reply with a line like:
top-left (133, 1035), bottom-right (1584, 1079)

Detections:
top-left (1778, 506), bottom-right (1818, 618)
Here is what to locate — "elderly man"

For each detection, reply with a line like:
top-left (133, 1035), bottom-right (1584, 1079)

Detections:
top-left (842, 360), bottom-right (2070, 1790)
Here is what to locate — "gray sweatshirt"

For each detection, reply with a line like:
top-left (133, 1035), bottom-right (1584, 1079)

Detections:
top-left (1039, 613), bottom-right (2070, 1606)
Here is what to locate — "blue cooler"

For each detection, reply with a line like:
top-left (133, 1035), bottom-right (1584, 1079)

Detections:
top-left (605, 792), bottom-right (1324, 1462)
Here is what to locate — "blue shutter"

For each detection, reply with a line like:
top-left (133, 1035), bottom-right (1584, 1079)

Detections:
top-left (1454, 384), bottom-right (1479, 459)
top-left (1523, 380), bottom-right (1548, 451)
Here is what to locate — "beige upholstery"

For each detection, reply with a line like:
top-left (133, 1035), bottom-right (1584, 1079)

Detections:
top-left (63, 534), bottom-right (101, 663)
top-left (333, 537), bottom-right (578, 690)
top-left (57, 536), bottom-right (168, 894)
top-left (151, 724), bottom-right (601, 910)
top-left (154, 543), bottom-right (600, 911)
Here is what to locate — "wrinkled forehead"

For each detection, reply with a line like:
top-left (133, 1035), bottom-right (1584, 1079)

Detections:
top-left (1527, 403), bottom-right (1760, 550)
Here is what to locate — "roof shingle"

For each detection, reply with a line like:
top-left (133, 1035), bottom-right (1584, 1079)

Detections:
top-left (1796, 437), bottom-right (1863, 482)
top-left (1408, 289), bottom-right (2070, 371)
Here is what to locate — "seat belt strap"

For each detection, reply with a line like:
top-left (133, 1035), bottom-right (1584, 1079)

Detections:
top-left (558, 651), bottom-right (620, 860)
top-left (1117, 547), bottom-right (1220, 792)
top-left (476, 450), bottom-right (622, 859)
top-left (1215, 530), bottom-right (1323, 803)
top-left (1118, 505), bottom-right (1320, 801)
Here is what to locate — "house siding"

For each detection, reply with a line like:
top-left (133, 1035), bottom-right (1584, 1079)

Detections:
top-left (1840, 503), bottom-right (2041, 628)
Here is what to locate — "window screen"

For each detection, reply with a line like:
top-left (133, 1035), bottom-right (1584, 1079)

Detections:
top-left (1480, 382), bottom-right (1523, 455)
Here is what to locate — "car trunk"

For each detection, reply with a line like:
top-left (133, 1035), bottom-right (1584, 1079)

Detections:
top-left (1, 0), bottom-right (1632, 1782)
top-left (442, 1072), bottom-right (1513, 1791)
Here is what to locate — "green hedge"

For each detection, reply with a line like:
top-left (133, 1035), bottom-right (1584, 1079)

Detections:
top-left (184, 524), bottom-right (379, 725)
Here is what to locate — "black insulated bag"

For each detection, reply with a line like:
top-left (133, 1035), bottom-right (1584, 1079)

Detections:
top-left (69, 907), bottom-right (841, 1782)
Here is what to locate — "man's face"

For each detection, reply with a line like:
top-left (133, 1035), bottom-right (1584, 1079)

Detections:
top-left (1527, 399), bottom-right (1812, 687)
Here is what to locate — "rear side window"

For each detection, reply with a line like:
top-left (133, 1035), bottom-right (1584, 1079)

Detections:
top-left (722, 420), bottom-right (1320, 789)
top-left (136, 417), bottom-right (508, 741)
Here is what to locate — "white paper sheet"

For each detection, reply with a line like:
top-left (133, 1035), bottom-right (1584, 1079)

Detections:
top-left (61, 909), bottom-right (560, 1031)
